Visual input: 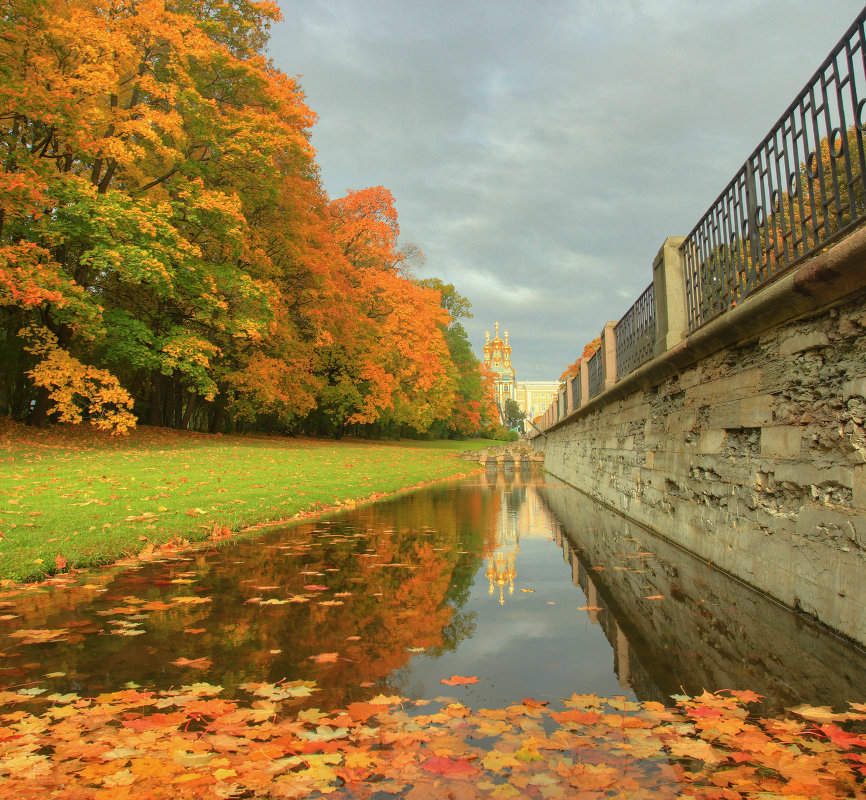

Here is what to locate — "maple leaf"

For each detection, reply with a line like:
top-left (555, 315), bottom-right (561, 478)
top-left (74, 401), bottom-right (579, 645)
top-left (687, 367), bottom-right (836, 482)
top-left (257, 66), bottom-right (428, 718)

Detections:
top-left (421, 755), bottom-right (479, 777)
top-left (309, 652), bottom-right (339, 663)
top-left (667, 737), bottom-right (726, 764)
top-left (720, 689), bottom-right (763, 704)
top-left (170, 657), bottom-right (213, 669)
top-left (813, 723), bottom-right (866, 748)
top-left (9, 628), bottom-right (70, 644)
top-left (789, 704), bottom-right (866, 723)
top-left (441, 675), bottom-right (479, 686)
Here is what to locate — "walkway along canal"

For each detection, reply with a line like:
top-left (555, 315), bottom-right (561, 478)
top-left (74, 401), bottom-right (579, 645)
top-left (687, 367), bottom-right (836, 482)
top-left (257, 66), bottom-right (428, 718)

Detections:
top-left (0, 465), bottom-right (863, 716)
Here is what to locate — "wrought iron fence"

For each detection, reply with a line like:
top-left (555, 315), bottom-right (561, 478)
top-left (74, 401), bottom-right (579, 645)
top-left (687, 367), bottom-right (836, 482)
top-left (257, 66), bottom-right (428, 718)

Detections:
top-left (615, 283), bottom-right (656, 379)
top-left (571, 373), bottom-right (581, 409)
top-left (683, 7), bottom-right (866, 333)
top-left (587, 349), bottom-right (603, 399)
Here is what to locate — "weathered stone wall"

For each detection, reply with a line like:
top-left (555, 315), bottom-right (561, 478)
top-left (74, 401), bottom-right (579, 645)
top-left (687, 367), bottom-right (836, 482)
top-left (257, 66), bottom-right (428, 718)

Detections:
top-left (539, 291), bottom-right (866, 646)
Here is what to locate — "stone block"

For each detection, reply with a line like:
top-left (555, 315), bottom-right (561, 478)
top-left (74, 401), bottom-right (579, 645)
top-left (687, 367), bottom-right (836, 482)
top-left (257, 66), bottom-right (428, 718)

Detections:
top-left (706, 400), bottom-right (741, 430)
top-left (685, 367), bottom-right (763, 407)
top-left (796, 504), bottom-right (859, 542)
top-left (697, 429), bottom-right (726, 454)
top-left (779, 330), bottom-right (830, 356)
top-left (774, 462), bottom-right (852, 489)
top-left (854, 466), bottom-right (866, 509)
top-left (740, 394), bottom-right (775, 427)
top-left (760, 426), bottom-right (801, 459)
top-left (843, 377), bottom-right (866, 400)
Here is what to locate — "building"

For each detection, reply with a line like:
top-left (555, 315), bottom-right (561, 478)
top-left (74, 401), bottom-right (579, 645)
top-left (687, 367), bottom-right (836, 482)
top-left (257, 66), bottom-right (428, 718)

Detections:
top-left (483, 322), bottom-right (560, 425)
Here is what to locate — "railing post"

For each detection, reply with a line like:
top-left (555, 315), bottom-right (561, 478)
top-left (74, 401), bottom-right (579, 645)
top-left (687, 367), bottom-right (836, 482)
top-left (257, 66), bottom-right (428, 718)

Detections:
top-left (601, 321), bottom-right (617, 392)
top-left (744, 158), bottom-right (761, 294)
top-left (579, 357), bottom-right (589, 407)
top-left (652, 235), bottom-right (688, 357)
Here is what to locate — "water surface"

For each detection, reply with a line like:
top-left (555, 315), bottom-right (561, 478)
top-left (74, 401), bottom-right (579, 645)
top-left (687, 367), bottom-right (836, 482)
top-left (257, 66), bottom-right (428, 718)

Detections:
top-left (1, 465), bottom-right (864, 716)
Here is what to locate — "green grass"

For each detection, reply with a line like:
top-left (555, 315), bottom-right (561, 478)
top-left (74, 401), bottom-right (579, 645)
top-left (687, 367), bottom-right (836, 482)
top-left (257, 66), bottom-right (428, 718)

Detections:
top-left (0, 422), bottom-right (492, 582)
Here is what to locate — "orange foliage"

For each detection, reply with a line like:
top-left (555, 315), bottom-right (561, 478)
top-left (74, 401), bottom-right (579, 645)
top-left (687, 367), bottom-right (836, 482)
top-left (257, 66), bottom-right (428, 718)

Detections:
top-left (21, 326), bottom-right (136, 433)
top-left (559, 336), bottom-right (602, 382)
top-left (478, 364), bottom-right (501, 426)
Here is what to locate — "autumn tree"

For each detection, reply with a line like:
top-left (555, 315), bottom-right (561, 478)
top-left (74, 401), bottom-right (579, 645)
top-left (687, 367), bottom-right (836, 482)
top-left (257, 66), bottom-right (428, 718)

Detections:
top-left (0, 0), bottom-right (466, 439)
top-left (0, 0), bottom-right (320, 431)
top-left (413, 278), bottom-right (491, 438)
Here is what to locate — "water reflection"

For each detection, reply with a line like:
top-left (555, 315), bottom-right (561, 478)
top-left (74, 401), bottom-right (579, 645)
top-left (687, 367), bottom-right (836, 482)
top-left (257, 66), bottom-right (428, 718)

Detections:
top-left (0, 466), bottom-right (863, 717)
top-left (537, 483), bottom-right (866, 713)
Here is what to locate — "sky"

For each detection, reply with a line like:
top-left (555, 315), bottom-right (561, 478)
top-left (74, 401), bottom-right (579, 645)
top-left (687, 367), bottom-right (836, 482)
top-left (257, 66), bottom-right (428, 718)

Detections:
top-left (268, 0), bottom-right (863, 381)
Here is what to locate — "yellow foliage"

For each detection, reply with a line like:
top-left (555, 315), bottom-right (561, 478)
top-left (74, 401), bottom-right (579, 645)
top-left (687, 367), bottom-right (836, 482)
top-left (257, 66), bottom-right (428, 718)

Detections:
top-left (22, 327), bottom-right (136, 434)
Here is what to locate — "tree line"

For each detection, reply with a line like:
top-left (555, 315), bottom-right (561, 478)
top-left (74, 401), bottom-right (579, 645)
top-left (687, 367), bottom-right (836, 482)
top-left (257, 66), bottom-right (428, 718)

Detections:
top-left (0, 0), bottom-right (500, 438)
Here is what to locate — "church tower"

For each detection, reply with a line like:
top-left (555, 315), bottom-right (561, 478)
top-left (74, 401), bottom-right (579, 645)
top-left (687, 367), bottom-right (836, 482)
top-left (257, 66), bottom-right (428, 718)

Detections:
top-left (482, 324), bottom-right (561, 428)
top-left (483, 322), bottom-right (516, 414)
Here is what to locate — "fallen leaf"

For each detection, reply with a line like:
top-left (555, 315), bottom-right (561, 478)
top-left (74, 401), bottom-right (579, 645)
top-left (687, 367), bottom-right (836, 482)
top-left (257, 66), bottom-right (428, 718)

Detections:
top-left (170, 657), bottom-right (213, 669)
top-left (441, 675), bottom-right (479, 686)
top-left (309, 652), bottom-right (339, 663)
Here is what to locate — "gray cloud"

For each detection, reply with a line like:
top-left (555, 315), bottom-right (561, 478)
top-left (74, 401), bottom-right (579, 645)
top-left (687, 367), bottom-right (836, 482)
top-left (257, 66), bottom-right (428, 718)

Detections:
top-left (270, 0), bottom-right (861, 379)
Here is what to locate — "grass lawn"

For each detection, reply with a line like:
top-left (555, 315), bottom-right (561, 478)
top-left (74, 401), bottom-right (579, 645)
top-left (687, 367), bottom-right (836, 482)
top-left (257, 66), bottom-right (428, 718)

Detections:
top-left (0, 420), bottom-right (495, 583)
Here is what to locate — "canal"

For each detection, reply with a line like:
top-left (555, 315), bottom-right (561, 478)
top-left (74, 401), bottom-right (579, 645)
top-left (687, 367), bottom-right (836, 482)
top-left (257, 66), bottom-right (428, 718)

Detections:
top-left (1, 465), bottom-right (865, 717)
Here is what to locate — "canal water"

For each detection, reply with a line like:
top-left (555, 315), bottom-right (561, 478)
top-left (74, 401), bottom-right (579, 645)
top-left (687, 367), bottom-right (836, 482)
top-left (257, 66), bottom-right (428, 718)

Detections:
top-left (1, 466), bottom-right (865, 716)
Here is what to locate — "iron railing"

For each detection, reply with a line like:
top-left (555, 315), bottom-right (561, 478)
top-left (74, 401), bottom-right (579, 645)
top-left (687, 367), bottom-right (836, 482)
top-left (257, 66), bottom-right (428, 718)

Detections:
top-left (684, 7), bottom-right (866, 333)
top-left (571, 373), bottom-right (581, 409)
top-left (587, 349), bottom-right (603, 399)
top-left (615, 283), bottom-right (656, 379)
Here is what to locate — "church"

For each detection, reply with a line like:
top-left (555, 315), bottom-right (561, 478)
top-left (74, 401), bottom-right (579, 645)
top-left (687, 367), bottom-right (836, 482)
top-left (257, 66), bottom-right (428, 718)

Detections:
top-left (483, 322), bottom-right (560, 426)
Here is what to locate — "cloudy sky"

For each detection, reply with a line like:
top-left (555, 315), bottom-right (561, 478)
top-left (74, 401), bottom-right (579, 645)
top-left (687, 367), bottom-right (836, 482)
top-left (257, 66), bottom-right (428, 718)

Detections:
top-left (268, 1), bottom-right (862, 381)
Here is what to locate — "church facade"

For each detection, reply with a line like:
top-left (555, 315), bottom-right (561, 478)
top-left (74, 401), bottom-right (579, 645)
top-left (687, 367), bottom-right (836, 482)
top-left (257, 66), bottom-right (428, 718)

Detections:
top-left (483, 322), bottom-right (560, 426)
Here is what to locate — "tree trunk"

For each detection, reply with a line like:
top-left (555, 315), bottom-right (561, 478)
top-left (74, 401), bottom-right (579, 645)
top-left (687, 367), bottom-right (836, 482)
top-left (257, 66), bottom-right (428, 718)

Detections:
top-left (209, 394), bottom-right (226, 434)
top-left (149, 372), bottom-right (164, 426)
top-left (180, 392), bottom-right (197, 430)
top-left (27, 386), bottom-right (52, 427)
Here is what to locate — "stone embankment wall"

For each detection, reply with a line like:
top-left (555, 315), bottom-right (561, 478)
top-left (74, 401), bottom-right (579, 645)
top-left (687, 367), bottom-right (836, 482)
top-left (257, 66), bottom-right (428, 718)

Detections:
top-left (535, 229), bottom-right (866, 646)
